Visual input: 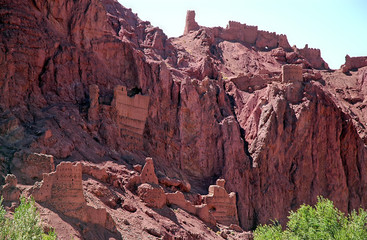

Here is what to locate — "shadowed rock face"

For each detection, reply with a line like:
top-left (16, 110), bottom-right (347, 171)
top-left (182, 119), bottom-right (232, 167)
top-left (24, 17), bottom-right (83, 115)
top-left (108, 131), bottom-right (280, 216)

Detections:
top-left (1, 0), bottom-right (367, 236)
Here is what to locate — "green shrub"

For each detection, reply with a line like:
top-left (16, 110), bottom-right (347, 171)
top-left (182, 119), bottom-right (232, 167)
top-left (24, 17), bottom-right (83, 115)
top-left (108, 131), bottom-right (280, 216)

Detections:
top-left (0, 196), bottom-right (57, 240)
top-left (254, 196), bottom-right (367, 240)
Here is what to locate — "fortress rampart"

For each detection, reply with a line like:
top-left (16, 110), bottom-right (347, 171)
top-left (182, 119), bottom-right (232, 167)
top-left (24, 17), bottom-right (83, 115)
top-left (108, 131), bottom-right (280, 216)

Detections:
top-left (183, 10), bottom-right (291, 50)
top-left (341, 55), bottom-right (367, 73)
top-left (183, 11), bottom-right (329, 70)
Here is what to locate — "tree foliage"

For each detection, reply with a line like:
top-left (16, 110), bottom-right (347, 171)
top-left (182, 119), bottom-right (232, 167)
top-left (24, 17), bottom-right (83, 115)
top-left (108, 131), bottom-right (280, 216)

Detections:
top-left (254, 196), bottom-right (367, 240)
top-left (0, 196), bottom-right (57, 240)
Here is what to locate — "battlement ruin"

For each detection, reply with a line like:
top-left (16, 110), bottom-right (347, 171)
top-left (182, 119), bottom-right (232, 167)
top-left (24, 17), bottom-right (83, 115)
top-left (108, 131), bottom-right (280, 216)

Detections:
top-left (341, 55), bottom-right (367, 73)
top-left (282, 64), bottom-right (303, 83)
top-left (88, 85), bottom-right (150, 150)
top-left (32, 162), bottom-right (116, 231)
top-left (202, 179), bottom-right (239, 226)
top-left (183, 11), bottom-right (329, 70)
top-left (112, 85), bottom-right (150, 136)
top-left (128, 158), bottom-right (240, 227)
top-left (184, 10), bottom-right (291, 50)
top-left (297, 44), bottom-right (327, 69)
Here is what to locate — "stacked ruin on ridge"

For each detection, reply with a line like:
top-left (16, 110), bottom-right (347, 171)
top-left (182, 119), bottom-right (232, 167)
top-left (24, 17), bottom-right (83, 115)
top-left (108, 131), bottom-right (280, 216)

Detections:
top-left (282, 64), bottom-right (303, 83)
top-left (341, 55), bottom-right (367, 73)
top-left (184, 10), bottom-right (291, 51)
top-left (183, 10), bottom-right (329, 70)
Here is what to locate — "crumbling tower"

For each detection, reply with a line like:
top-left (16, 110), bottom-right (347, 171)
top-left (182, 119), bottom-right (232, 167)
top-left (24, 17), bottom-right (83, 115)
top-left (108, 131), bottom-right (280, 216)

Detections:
top-left (282, 64), bottom-right (303, 83)
top-left (184, 10), bottom-right (200, 35)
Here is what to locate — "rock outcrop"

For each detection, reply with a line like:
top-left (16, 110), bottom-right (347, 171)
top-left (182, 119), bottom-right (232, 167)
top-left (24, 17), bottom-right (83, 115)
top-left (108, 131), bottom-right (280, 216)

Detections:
top-left (137, 183), bottom-right (166, 208)
top-left (1, 0), bottom-right (367, 237)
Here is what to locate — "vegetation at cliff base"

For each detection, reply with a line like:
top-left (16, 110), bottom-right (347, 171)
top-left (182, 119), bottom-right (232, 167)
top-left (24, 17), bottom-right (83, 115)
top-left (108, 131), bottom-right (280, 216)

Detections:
top-left (254, 196), bottom-right (367, 240)
top-left (0, 196), bottom-right (57, 240)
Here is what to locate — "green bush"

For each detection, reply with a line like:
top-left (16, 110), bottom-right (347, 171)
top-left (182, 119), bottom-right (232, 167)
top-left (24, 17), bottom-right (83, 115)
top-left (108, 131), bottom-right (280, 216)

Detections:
top-left (0, 196), bottom-right (57, 240)
top-left (254, 196), bottom-right (367, 240)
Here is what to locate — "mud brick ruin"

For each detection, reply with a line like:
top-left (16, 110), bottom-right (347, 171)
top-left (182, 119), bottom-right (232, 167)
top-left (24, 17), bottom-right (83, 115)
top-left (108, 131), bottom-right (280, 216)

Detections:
top-left (202, 179), bottom-right (239, 226)
top-left (112, 85), bottom-right (150, 137)
top-left (282, 64), bottom-right (303, 83)
top-left (88, 84), bottom-right (150, 150)
top-left (32, 162), bottom-right (116, 231)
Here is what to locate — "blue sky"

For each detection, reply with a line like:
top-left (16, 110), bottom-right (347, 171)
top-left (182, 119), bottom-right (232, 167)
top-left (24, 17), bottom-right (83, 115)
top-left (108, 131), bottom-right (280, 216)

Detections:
top-left (118, 0), bottom-right (367, 69)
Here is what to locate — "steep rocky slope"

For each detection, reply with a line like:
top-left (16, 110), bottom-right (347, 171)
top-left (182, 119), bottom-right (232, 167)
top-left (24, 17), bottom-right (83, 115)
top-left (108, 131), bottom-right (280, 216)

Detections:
top-left (1, 0), bottom-right (367, 238)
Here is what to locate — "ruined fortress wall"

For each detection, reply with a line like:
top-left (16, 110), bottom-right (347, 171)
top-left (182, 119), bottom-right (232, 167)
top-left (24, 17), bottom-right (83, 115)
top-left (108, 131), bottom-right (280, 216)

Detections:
top-left (298, 46), bottom-right (325, 69)
top-left (33, 162), bottom-right (85, 207)
top-left (282, 64), bottom-right (303, 83)
top-left (184, 11), bottom-right (293, 52)
top-left (278, 34), bottom-right (291, 50)
top-left (256, 30), bottom-right (278, 49)
top-left (32, 162), bottom-right (116, 231)
top-left (113, 86), bottom-right (149, 136)
top-left (203, 179), bottom-right (239, 226)
top-left (219, 21), bottom-right (258, 44)
top-left (87, 85), bottom-right (149, 151)
top-left (243, 25), bottom-right (258, 44)
top-left (50, 163), bottom-right (84, 206)
top-left (343, 55), bottom-right (367, 72)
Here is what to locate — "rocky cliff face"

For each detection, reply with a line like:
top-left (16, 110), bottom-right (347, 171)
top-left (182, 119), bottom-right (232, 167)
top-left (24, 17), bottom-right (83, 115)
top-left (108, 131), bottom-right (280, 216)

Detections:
top-left (1, 1), bottom-right (367, 238)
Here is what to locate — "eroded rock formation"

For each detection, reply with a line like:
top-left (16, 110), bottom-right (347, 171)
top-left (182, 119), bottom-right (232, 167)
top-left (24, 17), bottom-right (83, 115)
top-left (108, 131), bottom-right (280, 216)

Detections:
top-left (0, 0), bottom-right (367, 238)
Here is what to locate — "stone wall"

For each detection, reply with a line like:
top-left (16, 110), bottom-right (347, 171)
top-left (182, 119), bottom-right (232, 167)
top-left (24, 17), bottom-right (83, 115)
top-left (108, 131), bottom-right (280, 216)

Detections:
top-left (112, 85), bottom-right (149, 137)
top-left (32, 162), bottom-right (116, 231)
top-left (298, 45), bottom-right (327, 69)
top-left (32, 162), bottom-right (85, 206)
top-left (282, 64), bottom-right (303, 83)
top-left (183, 11), bottom-right (291, 51)
top-left (256, 30), bottom-right (278, 49)
top-left (202, 179), bottom-right (239, 226)
top-left (88, 85), bottom-right (150, 150)
top-left (341, 55), bottom-right (367, 73)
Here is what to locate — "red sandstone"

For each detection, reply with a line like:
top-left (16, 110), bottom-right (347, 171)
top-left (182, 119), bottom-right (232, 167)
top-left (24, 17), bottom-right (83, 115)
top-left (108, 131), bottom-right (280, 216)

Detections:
top-left (0, 0), bottom-right (366, 239)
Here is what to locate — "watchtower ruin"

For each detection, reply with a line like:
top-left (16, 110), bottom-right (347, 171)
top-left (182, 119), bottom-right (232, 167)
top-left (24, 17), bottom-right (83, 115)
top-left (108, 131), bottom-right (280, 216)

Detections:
top-left (282, 64), bottom-right (303, 83)
top-left (184, 10), bottom-right (200, 35)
